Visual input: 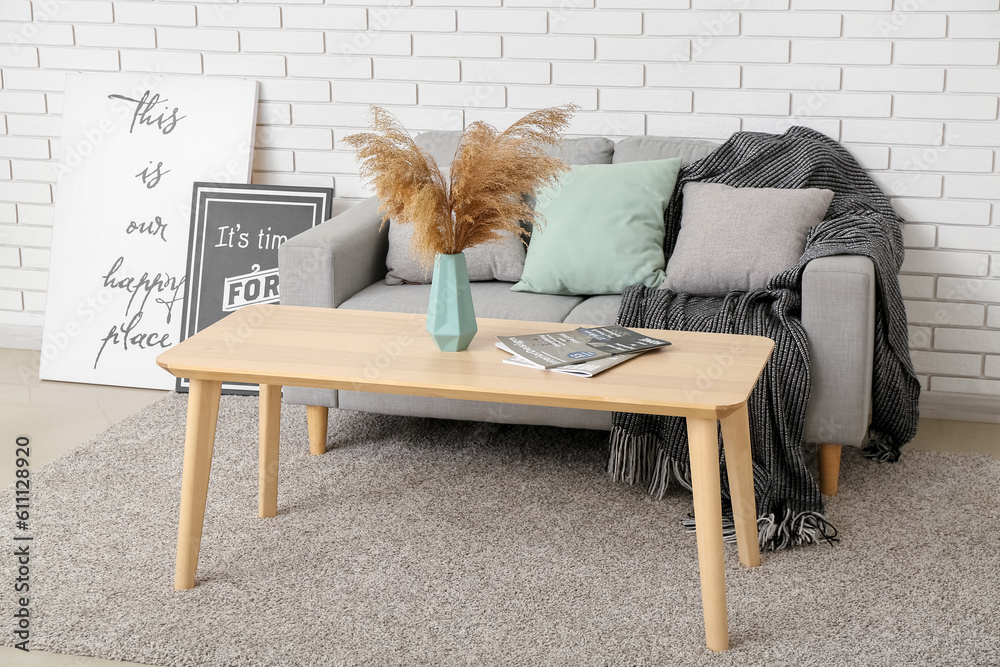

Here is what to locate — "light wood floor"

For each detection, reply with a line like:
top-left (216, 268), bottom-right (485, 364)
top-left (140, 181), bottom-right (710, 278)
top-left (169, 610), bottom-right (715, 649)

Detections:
top-left (1, 346), bottom-right (997, 666)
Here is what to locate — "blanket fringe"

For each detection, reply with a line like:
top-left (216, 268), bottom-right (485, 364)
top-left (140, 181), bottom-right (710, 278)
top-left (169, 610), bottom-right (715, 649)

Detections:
top-left (862, 430), bottom-right (902, 462)
top-left (756, 510), bottom-right (840, 550)
top-left (607, 430), bottom-right (658, 488)
top-left (611, 431), bottom-right (839, 550)
top-left (607, 429), bottom-right (692, 499)
top-left (682, 514), bottom-right (737, 543)
top-left (682, 509), bottom-right (839, 550)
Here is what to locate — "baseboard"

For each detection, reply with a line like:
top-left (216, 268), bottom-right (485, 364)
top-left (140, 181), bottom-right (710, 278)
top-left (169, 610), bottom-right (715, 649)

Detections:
top-left (0, 324), bottom-right (42, 350)
top-left (920, 391), bottom-right (1000, 425)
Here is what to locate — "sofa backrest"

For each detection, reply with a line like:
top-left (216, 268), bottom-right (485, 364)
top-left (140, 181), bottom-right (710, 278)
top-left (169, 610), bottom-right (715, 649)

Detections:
top-left (410, 130), bottom-right (721, 237)
top-left (552, 137), bottom-right (615, 164)
top-left (414, 130), bottom-right (719, 169)
top-left (414, 130), bottom-right (614, 167)
top-left (612, 136), bottom-right (720, 166)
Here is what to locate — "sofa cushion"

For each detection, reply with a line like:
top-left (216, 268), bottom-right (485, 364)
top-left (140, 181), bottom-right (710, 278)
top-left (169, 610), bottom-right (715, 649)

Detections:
top-left (385, 166), bottom-right (526, 285)
top-left (613, 135), bottom-right (719, 166)
top-left (386, 223), bottom-right (525, 285)
top-left (512, 158), bottom-right (681, 296)
top-left (562, 295), bottom-right (623, 325)
top-left (664, 182), bottom-right (835, 295)
top-left (340, 280), bottom-right (585, 322)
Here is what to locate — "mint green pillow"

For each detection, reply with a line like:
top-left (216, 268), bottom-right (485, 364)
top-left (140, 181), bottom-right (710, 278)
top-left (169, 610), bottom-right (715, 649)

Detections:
top-left (511, 158), bottom-right (681, 296)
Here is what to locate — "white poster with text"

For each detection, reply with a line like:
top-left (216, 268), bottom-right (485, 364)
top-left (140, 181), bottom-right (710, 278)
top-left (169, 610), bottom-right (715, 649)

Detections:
top-left (40, 73), bottom-right (259, 389)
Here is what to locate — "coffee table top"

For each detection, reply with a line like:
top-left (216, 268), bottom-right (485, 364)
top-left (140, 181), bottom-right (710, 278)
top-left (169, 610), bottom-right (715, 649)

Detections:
top-left (157, 305), bottom-right (774, 420)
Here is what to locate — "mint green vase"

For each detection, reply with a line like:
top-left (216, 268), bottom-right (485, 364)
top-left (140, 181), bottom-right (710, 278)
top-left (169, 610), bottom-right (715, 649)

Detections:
top-left (426, 253), bottom-right (478, 352)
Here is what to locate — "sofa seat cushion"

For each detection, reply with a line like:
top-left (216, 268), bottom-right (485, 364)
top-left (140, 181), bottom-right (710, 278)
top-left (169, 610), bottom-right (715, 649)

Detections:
top-left (562, 295), bottom-right (623, 325)
top-left (340, 280), bottom-right (585, 322)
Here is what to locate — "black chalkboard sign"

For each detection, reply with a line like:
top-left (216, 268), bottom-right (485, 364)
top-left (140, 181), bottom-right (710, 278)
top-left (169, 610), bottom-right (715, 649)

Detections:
top-left (177, 182), bottom-right (334, 394)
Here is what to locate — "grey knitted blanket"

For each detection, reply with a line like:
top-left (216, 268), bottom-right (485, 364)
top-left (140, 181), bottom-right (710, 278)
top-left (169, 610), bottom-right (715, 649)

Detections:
top-left (610, 126), bottom-right (920, 550)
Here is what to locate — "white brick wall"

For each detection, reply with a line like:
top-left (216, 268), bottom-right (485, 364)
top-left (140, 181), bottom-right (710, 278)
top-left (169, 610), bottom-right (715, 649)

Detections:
top-left (1, 1), bottom-right (999, 407)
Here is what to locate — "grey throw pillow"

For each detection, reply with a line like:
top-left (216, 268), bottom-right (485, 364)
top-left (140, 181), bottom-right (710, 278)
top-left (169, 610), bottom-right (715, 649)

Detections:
top-left (385, 222), bottom-right (526, 285)
top-left (664, 183), bottom-right (835, 295)
top-left (384, 166), bottom-right (526, 284)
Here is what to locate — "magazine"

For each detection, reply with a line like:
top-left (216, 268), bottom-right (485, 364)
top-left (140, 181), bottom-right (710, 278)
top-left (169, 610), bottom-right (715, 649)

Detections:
top-left (496, 325), bottom-right (670, 372)
top-left (498, 345), bottom-right (645, 377)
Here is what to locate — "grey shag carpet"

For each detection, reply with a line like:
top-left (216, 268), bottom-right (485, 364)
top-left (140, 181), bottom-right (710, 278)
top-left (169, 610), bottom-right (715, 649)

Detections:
top-left (3, 393), bottom-right (999, 667)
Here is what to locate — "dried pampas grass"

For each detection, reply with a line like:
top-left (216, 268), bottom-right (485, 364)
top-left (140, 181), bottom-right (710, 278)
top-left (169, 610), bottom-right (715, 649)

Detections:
top-left (344, 105), bottom-right (577, 268)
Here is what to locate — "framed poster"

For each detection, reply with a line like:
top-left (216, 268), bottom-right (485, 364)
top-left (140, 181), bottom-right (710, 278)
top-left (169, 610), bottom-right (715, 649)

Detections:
top-left (40, 73), bottom-right (259, 390)
top-left (177, 183), bottom-right (334, 394)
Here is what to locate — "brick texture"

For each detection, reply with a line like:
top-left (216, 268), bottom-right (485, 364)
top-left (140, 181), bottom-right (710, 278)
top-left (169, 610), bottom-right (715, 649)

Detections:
top-left (0, 2), bottom-right (998, 400)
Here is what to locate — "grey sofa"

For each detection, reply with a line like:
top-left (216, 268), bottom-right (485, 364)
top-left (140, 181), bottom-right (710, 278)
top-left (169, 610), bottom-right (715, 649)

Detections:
top-left (278, 131), bottom-right (875, 496)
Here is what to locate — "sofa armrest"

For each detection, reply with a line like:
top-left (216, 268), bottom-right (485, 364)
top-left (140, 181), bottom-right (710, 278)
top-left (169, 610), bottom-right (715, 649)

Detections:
top-left (278, 196), bottom-right (387, 309)
top-left (801, 255), bottom-right (876, 448)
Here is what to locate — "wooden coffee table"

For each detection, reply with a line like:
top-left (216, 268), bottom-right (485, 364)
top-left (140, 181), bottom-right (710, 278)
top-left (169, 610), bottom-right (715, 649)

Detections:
top-left (156, 304), bottom-right (773, 652)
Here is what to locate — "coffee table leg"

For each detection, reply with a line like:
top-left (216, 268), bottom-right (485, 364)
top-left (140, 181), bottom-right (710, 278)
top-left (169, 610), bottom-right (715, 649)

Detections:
top-left (175, 379), bottom-right (222, 591)
top-left (720, 402), bottom-right (761, 568)
top-left (259, 384), bottom-right (282, 518)
top-left (686, 416), bottom-right (729, 652)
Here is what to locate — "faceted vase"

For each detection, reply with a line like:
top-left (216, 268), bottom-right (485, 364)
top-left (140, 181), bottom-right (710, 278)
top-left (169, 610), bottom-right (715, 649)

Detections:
top-left (426, 253), bottom-right (478, 352)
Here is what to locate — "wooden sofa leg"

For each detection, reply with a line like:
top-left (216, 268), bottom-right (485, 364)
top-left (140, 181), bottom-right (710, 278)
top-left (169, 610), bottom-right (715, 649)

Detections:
top-left (818, 443), bottom-right (842, 496)
top-left (307, 406), bottom-right (329, 455)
